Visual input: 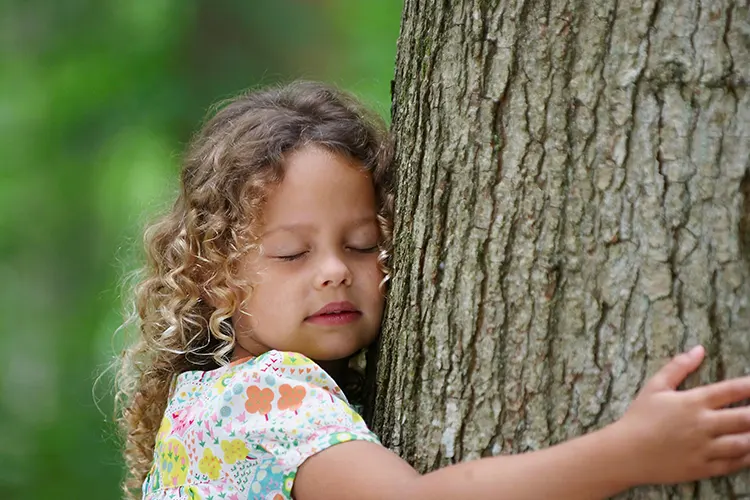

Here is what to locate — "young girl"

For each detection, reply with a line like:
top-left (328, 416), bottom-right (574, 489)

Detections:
top-left (117, 81), bottom-right (750, 500)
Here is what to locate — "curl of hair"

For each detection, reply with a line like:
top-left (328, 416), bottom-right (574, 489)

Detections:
top-left (114, 81), bottom-right (394, 499)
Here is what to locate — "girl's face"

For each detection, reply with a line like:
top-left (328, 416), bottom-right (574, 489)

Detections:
top-left (231, 145), bottom-right (385, 362)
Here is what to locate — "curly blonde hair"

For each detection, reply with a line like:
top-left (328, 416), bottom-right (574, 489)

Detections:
top-left (115, 81), bottom-right (394, 499)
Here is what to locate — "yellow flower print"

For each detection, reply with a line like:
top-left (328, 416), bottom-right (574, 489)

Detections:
top-left (198, 448), bottom-right (222, 480)
top-left (329, 432), bottom-right (354, 446)
top-left (212, 372), bottom-right (233, 391)
top-left (155, 415), bottom-right (172, 444)
top-left (221, 438), bottom-right (249, 464)
top-left (158, 438), bottom-right (189, 487)
top-left (342, 404), bottom-right (364, 424)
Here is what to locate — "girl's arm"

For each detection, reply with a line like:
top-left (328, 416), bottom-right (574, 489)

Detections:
top-left (294, 346), bottom-right (750, 500)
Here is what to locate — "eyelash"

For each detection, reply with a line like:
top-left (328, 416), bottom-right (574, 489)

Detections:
top-left (275, 246), bottom-right (378, 262)
top-left (353, 245), bottom-right (379, 254)
top-left (277, 253), bottom-right (306, 262)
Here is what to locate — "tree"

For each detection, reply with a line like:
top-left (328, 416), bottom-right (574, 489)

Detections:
top-left (370, 0), bottom-right (750, 498)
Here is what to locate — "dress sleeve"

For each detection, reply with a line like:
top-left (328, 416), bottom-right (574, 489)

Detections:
top-left (243, 351), bottom-right (380, 476)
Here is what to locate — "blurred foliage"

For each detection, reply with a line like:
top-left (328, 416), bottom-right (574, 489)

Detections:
top-left (0, 1), bottom-right (401, 498)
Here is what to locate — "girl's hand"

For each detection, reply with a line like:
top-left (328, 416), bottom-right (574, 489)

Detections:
top-left (617, 345), bottom-right (750, 486)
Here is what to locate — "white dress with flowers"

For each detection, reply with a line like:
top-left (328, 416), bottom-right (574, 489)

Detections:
top-left (142, 350), bottom-right (379, 499)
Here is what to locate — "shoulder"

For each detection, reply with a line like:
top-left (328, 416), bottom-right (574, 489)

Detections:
top-left (233, 350), bottom-right (353, 414)
top-left (214, 350), bottom-right (379, 464)
top-left (169, 350), bottom-right (347, 409)
top-left (146, 350), bottom-right (379, 497)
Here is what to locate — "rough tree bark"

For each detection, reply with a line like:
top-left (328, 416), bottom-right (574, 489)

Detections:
top-left (370, 0), bottom-right (750, 498)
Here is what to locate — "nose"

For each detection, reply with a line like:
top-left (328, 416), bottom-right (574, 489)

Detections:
top-left (314, 251), bottom-right (352, 289)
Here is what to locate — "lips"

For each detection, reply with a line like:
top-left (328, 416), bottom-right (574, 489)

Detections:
top-left (306, 301), bottom-right (361, 326)
top-left (309, 301), bottom-right (359, 317)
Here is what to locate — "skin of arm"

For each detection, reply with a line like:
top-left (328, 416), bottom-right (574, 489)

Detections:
top-left (294, 347), bottom-right (750, 500)
top-left (296, 426), bottom-right (634, 500)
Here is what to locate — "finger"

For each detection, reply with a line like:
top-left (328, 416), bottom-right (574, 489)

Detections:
top-left (696, 376), bottom-right (750, 409)
top-left (707, 452), bottom-right (750, 478)
top-left (708, 407), bottom-right (750, 436)
top-left (707, 432), bottom-right (750, 460)
top-left (645, 346), bottom-right (705, 392)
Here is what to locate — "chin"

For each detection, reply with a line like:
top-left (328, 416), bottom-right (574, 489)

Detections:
top-left (309, 338), bottom-right (374, 362)
top-left (309, 347), bottom-right (358, 362)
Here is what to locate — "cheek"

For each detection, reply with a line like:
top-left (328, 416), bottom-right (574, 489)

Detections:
top-left (247, 278), bottom-right (285, 310)
top-left (238, 284), bottom-right (289, 334)
top-left (248, 268), bottom-right (308, 318)
top-left (358, 259), bottom-right (385, 289)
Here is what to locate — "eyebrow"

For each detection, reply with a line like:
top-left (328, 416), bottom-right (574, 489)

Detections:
top-left (262, 215), bottom-right (378, 237)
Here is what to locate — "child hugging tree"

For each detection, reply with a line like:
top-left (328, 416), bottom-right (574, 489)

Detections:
top-left (117, 81), bottom-right (750, 500)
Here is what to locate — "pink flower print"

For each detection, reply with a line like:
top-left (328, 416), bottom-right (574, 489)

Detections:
top-left (245, 385), bottom-right (274, 415)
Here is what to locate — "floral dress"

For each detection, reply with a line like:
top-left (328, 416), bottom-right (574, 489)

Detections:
top-left (142, 350), bottom-right (379, 499)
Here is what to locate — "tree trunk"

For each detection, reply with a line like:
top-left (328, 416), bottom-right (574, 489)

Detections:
top-left (371, 0), bottom-right (750, 498)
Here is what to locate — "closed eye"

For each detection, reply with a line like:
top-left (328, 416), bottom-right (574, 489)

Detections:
top-left (348, 245), bottom-right (379, 253)
top-left (275, 252), bottom-right (307, 262)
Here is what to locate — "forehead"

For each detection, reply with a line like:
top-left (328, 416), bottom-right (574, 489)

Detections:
top-left (261, 146), bottom-right (377, 228)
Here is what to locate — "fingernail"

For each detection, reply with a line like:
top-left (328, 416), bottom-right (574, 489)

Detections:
top-left (688, 345), bottom-right (704, 356)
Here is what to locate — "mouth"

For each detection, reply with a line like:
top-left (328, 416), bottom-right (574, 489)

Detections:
top-left (306, 301), bottom-right (362, 326)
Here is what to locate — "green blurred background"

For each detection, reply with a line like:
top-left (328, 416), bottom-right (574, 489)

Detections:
top-left (0, 1), bottom-right (401, 498)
